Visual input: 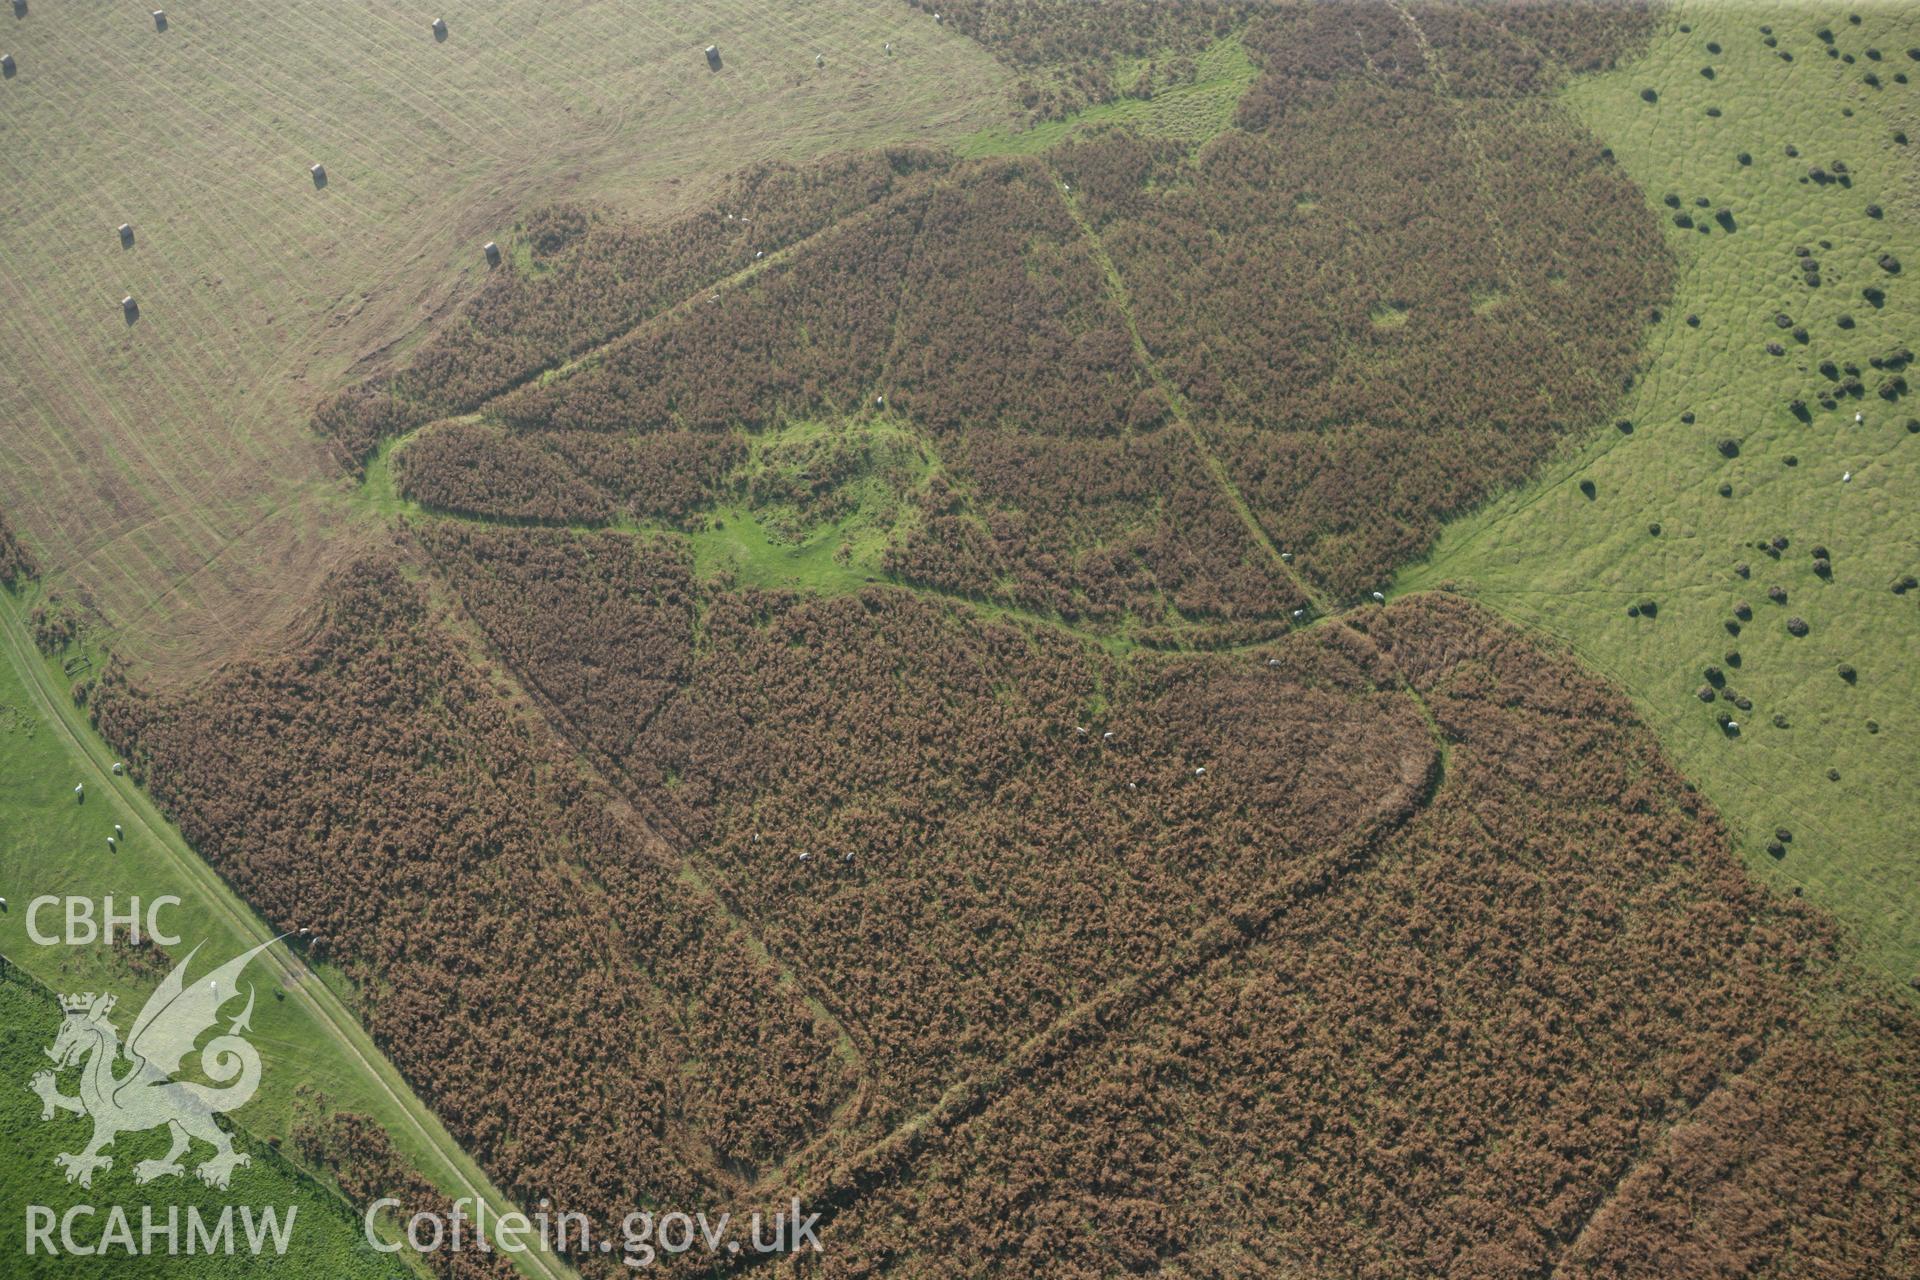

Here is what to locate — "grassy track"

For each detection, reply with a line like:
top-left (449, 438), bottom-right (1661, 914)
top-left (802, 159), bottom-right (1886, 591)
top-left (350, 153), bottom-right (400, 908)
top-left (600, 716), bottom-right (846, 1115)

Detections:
top-left (1400, 2), bottom-right (1920, 983)
top-left (0, 0), bottom-right (1012, 679)
top-left (0, 585), bottom-right (574, 1280)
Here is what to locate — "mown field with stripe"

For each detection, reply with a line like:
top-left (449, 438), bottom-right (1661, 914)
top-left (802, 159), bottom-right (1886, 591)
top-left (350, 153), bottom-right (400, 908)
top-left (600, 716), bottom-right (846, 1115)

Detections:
top-left (0, 0), bottom-right (1010, 677)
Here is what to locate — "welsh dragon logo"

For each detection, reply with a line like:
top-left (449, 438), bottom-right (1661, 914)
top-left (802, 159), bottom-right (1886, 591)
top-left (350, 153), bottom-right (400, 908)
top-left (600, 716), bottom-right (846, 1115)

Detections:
top-left (29, 939), bottom-right (276, 1190)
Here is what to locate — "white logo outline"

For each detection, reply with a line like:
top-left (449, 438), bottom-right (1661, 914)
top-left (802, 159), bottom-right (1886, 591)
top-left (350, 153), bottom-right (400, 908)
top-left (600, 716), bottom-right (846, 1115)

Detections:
top-left (29, 938), bottom-right (278, 1190)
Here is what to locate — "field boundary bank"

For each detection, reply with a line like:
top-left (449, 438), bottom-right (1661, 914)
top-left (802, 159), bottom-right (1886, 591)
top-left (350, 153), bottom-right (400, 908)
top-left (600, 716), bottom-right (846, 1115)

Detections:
top-left (702, 687), bottom-right (1446, 1274)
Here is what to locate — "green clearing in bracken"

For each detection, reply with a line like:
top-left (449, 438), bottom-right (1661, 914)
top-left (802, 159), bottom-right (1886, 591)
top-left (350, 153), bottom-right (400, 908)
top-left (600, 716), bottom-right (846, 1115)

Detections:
top-left (1401, 2), bottom-right (1920, 984)
top-left (958, 33), bottom-right (1258, 157)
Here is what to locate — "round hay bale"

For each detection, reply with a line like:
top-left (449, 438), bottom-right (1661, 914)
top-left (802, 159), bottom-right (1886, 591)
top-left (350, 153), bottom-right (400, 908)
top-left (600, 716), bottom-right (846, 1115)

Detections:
top-left (1786, 616), bottom-right (1809, 636)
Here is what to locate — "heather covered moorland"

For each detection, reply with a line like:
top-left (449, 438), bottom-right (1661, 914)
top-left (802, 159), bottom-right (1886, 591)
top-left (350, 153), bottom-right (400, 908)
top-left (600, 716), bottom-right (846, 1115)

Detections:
top-left (4, 2), bottom-right (1917, 1278)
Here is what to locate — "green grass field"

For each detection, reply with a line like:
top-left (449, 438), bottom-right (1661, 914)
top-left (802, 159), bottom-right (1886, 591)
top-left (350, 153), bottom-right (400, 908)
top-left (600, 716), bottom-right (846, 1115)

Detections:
top-left (0, 0), bottom-right (1012, 679)
top-left (1401, 1), bottom-right (1920, 984)
top-left (0, 960), bottom-right (407, 1279)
